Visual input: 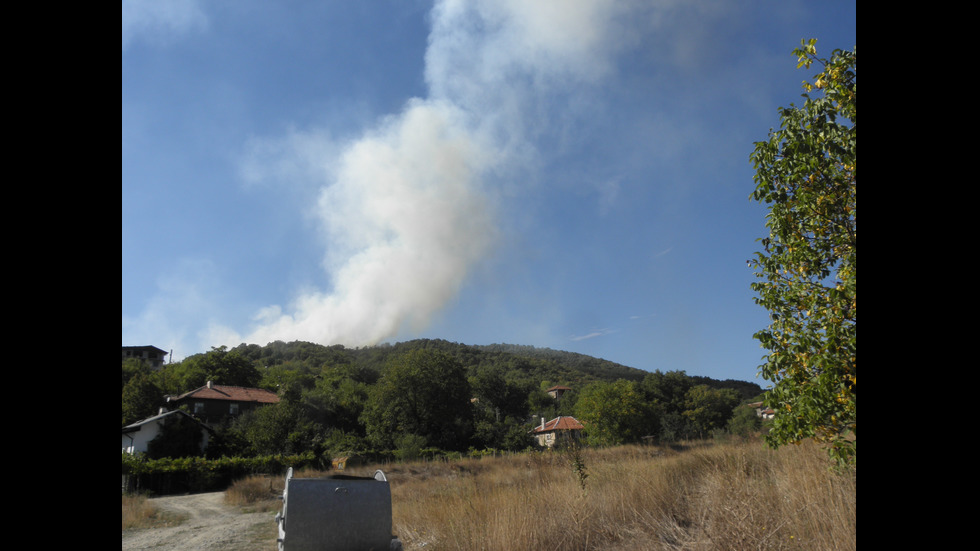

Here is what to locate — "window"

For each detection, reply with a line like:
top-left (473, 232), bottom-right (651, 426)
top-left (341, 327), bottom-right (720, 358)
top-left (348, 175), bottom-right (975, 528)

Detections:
top-left (193, 402), bottom-right (205, 414)
top-left (229, 403), bottom-right (239, 415)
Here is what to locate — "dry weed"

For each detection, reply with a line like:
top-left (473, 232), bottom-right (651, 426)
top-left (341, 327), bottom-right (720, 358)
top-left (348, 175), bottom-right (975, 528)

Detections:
top-left (224, 475), bottom-right (285, 512)
top-left (122, 493), bottom-right (186, 530)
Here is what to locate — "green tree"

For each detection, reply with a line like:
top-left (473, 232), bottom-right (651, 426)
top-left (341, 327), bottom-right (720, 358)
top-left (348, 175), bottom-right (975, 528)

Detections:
top-left (527, 387), bottom-right (557, 420)
top-left (194, 346), bottom-right (263, 388)
top-left (749, 39), bottom-right (856, 464)
top-left (641, 370), bottom-right (695, 441)
top-left (122, 372), bottom-right (164, 426)
top-left (259, 360), bottom-right (317, 396)
top-left (574, 379), bottom-right (657, 447)
top-left (233, 401), bottom-right (324, 456)
top-left (470, 366), bottom-right (531, 422)
top-left (158, 346), bottom-right (263, 395)
top-left (361, 349), bottom-right (473, 451)
top-left (303, 364), bottom-right (371, 435)
top-left (727, 403), bottom-right (763, 437)
top-left (642, 370), bottom-right (693, 413)
top-left (146, 413), bottom-right (207, 459)
top-left (657, 412), bottom-right (690, 443)
top-left (681, 385), bottom-right (740, 438)
top-left (122, 357), bottom-right (151, 390)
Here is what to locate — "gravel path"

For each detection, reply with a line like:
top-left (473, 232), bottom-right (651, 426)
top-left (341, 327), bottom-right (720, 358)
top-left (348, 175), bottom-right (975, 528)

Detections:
top-left (122, 491), bottom-right (279, 551)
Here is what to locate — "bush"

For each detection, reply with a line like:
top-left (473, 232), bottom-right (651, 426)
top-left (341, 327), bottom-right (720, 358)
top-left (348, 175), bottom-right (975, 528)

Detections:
top-left (224, 475), bottom-right (282, 511)
top-left (394, 434), bottom-right (427, 461)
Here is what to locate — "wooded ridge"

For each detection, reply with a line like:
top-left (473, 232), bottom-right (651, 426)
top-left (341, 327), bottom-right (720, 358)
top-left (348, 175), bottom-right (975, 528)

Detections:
top-left (122, 339), bottom-right (765, 458)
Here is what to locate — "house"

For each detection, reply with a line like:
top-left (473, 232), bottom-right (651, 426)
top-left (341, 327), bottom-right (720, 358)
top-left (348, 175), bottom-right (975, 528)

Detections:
top-left (122, 409), bottom-right (214, 455)
top-left (748, 401), bottom-right (775, 420)
top-left (531, 416), bottom-right (585, 448)
top-left (122, 345), bottom-right (169, 369)
top-left (165, 381), bottom-right (280, 425)
top-left (546, 385), bottom-right (572, 400)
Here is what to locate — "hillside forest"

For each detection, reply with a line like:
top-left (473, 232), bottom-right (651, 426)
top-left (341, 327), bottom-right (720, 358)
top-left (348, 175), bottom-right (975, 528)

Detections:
top-left (122, 339), bottom-right (765, 460)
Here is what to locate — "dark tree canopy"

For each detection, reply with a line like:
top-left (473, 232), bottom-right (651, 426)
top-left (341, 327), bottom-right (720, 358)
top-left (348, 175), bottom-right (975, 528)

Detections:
top-left (122, 372), bottom-right (163, 426)
top-left (362, 348), bottom-right (474, 451)
top-left (146, 413), bottom-right (207, 459)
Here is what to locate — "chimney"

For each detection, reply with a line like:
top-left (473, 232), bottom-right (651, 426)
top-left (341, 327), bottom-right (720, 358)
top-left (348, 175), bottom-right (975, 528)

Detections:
top-left (541, 416), bottom-right (545, 430)
top-left (207, 380), bottom-right (213, 389)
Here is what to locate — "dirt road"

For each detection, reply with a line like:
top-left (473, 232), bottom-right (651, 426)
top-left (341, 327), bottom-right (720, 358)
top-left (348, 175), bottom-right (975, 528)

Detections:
top-left (122, 491), bottom-right (279, 551)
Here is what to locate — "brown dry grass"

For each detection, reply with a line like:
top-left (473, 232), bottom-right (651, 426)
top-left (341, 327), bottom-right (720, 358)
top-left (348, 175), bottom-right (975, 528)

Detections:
top-left (223, 467), bottom-right (337, 514)
top-left (121, 493), bottom-right (187, 530)
top-left (224, 474), bottom-right (284, 512)
top-left (342, 437), bottom-right (855, 550)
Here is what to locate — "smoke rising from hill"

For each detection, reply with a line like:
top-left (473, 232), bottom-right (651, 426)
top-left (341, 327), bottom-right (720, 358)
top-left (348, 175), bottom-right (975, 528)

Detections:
top-left (225, 0), bottom-right (638, 348)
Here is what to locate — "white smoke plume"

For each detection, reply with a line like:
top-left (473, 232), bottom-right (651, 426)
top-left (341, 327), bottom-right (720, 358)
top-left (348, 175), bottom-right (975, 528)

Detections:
top-left (237, 99), bottom-right (497, 346)
top-left (227, 0), bottom-right (638, 349)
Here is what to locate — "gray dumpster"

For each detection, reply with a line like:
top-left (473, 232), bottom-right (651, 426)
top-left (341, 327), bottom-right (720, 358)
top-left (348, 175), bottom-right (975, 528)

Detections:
top-left (275, 467), bottom-right (402, 551)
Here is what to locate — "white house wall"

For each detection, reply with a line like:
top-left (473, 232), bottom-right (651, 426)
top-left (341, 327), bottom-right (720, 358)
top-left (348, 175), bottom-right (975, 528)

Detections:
top-left (122, 421), bottom-right (163, 455)
top-left (122, 416), bottom-right (210, 455)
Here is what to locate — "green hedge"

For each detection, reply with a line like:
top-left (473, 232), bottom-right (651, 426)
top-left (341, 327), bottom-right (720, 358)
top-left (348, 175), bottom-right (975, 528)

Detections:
top-left (122, 452), bottom-right (317, 495)
top-left (122, 451), bottom-right (316, 475)
top-left (121, 446), bottom-right (522, 495)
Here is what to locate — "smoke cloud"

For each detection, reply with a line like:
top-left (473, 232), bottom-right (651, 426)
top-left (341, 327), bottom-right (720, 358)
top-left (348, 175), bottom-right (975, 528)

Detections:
top-left (237, 99), bottom-right (497, 346)
top-left (228, 0), bottom-right (638, 348)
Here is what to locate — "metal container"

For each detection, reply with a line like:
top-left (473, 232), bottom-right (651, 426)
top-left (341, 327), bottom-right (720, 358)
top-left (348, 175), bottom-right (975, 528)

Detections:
top-left (276, 467), bottom-right (402, 551)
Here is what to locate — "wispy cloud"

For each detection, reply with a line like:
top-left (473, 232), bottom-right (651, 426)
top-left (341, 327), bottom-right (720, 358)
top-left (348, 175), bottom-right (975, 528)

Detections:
top-left (570, 328), bottom-right (617, 342)
top-left (122, 258), bottom-right (226, 360)
top-left (596, 179), bottom-right (621, 216)
top-left (122, 0), bottom-right (208, 50)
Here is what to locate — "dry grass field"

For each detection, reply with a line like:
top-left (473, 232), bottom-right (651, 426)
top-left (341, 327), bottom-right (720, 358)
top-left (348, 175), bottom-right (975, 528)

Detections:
top-left (125, 436), bottom-right (855, 550)
top-left (344, 437), bottom-right (855, 550)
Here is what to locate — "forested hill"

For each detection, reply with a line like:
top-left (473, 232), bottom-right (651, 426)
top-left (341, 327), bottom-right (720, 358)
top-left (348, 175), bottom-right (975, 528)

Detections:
top-left (228, 339), bottom-right (762, 400)
top-left (124, 339), bottom-right (766, 451)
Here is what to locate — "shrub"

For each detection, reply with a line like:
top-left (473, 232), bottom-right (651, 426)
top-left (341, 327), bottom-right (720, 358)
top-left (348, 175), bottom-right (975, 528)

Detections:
top-left (224, 475), bottom-right (283, 511)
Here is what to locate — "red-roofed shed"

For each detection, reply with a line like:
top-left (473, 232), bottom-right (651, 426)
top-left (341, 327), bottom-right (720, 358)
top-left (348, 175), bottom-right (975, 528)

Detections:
top-left (531, 415), bottom-right (585, 448)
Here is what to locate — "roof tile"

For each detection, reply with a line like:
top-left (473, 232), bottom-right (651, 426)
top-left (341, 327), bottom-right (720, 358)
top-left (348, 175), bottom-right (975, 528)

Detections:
top-left (173, 384), bottom-right (280, 404)
top-left (532, 416), bottom-right (585, 433)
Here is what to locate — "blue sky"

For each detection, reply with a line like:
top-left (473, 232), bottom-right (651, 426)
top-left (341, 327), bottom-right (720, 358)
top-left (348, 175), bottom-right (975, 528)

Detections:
top-left (122, 0), bottom-right (856, 384)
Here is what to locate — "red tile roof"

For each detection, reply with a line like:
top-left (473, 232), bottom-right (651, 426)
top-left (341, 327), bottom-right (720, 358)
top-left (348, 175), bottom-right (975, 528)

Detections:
top-left (532, 416), bottom-right (585, 433)
top-left (173, 384), bottom-right (280, 404)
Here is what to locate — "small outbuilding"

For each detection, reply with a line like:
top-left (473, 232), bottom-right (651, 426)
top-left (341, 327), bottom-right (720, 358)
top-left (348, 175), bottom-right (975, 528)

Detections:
top-left (531, 415), bottom-right (585, 448)
top-left (546, 385), bottom-right (572, 400)
top-left (747, 401), bottom-right (776, 420)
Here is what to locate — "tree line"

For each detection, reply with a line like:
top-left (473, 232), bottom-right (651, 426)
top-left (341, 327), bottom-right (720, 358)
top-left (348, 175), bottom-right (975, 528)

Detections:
top-left (122, 339), bottom-right (765, 460)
